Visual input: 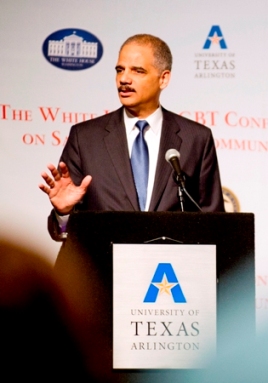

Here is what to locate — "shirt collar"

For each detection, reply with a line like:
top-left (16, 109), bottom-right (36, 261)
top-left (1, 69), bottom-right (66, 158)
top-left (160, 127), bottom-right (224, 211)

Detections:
top-left (124, 107), bottom-right (163, 135)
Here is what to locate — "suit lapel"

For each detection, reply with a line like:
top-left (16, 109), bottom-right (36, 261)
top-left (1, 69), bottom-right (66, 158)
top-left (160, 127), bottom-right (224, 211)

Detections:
top-left (103, 108), bottom-right (139, 210)
top-left (149, 108), bottom-right (182, 211)
top-left (102, 107), bottom-right (183, 211)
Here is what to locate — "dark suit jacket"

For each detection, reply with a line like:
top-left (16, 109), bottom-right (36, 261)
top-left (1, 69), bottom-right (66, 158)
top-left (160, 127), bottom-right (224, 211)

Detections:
top-left (48, 107), bottom-right (224, 240)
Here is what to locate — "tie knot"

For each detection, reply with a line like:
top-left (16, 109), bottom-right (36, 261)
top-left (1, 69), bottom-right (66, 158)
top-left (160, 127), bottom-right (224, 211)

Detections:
top-left (136, 120), bottom-right (148, 133)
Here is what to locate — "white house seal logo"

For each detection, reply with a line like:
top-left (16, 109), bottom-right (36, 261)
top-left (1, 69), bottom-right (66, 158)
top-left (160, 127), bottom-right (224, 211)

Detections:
top-left (42, 28), bottom-right (103, 71)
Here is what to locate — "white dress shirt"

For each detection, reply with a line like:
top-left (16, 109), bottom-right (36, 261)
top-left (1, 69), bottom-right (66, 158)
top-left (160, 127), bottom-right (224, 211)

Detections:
top-left (123, 107), bottom-right (163, 211)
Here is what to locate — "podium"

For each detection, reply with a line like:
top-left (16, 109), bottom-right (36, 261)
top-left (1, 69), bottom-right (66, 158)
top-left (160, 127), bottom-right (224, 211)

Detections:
top-left (55, 211), bottom-right (255, 382)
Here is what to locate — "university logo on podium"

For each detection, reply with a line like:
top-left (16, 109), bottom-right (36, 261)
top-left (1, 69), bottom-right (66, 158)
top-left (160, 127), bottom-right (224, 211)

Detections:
top-left (113, 244), bottom-right (217, 369)
top-left (143, 263), bottom-right (186, 303)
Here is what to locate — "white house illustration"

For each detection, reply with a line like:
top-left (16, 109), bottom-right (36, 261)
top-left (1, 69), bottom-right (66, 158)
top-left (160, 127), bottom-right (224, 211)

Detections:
top-left (48, 32), bottom-right (98, 58)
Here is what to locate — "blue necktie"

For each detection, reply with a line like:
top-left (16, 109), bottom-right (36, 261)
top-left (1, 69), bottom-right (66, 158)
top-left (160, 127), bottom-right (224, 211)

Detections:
top-left (131, 120), bottom-right (149, 211)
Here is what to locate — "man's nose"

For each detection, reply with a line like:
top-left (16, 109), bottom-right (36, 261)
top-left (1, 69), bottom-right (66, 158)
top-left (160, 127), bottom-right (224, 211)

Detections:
top-left (119, 70), bottom-right (132, 84)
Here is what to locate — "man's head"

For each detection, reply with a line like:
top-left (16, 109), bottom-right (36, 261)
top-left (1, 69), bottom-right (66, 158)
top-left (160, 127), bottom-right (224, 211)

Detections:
top-left (120, 34), bottom-right (172, 73)
top-left (116, 34), bottom-right (172, 118)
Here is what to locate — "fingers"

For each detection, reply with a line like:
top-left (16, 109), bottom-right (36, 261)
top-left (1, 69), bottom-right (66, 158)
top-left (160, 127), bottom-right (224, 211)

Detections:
top-left (80, 175), bottom-right (92, 190)
top-left (38, 183), bottom-right (51, 195)
top-left (47, 163), bottom-right (61, 182)
top-left (58, 162), bottom-right (70, 179)
top-left (40, 162), bottom-right (68, 188)
top-left (39, 162), bottom-right (92, 202)
top-left (40, 170), bottom-right (56, 189)
top-left (39, 163), bottom-right (62, 194)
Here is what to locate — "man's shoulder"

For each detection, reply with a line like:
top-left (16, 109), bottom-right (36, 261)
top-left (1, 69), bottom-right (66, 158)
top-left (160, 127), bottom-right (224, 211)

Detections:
top-left (162, 107), bottom-right (212, 133)
top-left (71, 107), bottom-right (123, 131)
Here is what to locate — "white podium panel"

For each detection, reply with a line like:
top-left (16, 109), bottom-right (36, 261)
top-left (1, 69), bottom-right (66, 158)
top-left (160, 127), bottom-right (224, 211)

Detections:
top-left (113, 244), bottom-right (216, 369)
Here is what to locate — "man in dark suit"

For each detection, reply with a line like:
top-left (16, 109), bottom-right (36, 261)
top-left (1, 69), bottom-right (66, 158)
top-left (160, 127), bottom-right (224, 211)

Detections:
top-left (39, 34), bottom-right (224, 241)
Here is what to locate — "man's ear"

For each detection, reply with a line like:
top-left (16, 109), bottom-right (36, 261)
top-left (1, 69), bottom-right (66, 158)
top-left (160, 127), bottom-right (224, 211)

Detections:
top-left (159, 70), bottom-right (171, 90)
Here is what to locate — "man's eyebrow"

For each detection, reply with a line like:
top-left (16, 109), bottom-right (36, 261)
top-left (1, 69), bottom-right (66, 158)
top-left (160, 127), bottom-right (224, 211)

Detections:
top-left (115, 65), bottom-right (147, 71)
top-left (132, 66), bottom-right (147, 72)
top-left (115, 65), bottom-right (124, 70)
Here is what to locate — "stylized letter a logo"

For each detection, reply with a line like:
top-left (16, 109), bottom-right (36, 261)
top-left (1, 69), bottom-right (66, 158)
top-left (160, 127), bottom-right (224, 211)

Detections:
top-left (203, 25), bottom-right (227, 49)
top-left (143, 263), bottom-right (186, 303)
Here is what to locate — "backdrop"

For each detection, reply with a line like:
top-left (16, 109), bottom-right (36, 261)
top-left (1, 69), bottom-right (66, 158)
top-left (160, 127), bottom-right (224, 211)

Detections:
top-left (1, 0), bottom-right (267, 330)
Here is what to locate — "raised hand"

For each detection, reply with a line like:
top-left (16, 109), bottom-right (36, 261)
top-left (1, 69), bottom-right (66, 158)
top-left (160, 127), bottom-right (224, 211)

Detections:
top-left (39, 162), bottom-right (92, 214)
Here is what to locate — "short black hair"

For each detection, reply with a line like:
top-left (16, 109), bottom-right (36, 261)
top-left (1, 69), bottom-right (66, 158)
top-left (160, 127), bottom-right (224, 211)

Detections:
top-left (120, 34), bottom-right (172, 72)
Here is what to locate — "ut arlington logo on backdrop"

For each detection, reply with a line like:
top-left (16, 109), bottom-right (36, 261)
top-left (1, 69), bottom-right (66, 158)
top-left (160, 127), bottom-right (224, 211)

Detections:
top-left (42, 28), bottom-right (103, 71)
top-left (144, 263), bottom-right (186, 303)
top-left (203, 25), bottom-right (227, 49)
top-left (194, 25), bottom-right (236, 79)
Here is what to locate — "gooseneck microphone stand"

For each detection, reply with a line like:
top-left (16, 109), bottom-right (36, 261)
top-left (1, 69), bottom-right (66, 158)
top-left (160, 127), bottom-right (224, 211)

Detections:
top-left (173, 173), bottom-right (202, 212)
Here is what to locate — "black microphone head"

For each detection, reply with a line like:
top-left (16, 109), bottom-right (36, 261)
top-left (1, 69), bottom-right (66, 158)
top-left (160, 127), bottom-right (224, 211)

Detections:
top-left (165, 148), bottom-right (180, 163)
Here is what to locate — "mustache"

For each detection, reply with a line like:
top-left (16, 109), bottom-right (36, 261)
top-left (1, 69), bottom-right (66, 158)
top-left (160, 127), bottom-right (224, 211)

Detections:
top-left (118, 86), bottom-right (135, 92)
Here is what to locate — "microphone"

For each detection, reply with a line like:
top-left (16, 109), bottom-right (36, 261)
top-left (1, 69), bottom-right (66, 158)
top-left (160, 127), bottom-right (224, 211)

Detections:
top-left (165, 149), bottom-right (185, 188)
top-left (165, 148), bottom-right (202, 212)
